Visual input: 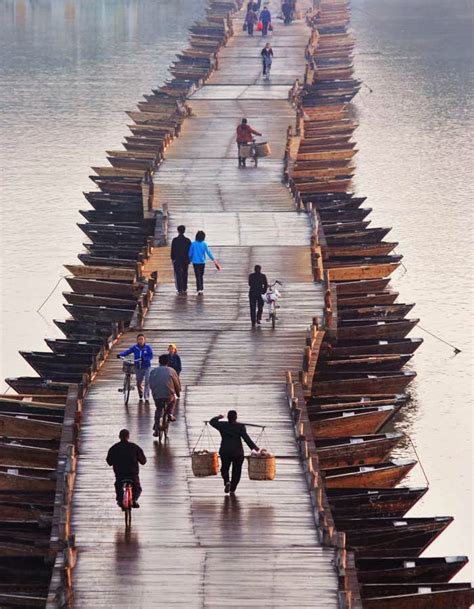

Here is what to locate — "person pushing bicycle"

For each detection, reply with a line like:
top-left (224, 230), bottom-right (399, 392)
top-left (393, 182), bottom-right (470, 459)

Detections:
top-left (117, 333), bottom-right (153, 404)
top-left (149, 354), bottom-right (181, 435)
top-left (106, 429), bottom-right (147, 509)
top-left (236, 118), bottom-right (262, 168)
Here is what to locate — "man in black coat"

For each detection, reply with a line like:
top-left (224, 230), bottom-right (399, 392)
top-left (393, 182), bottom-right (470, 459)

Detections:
top-left (248, 264), bottom-right (268, 327)
top-left (106, 429), bottom-right (147, 508)
top-left (170, 225), bottom-right (191, 294)
top-left (210, 411), bottom-right (259, 494)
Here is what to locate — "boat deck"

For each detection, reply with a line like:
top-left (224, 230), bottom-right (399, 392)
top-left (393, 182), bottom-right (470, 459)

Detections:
top-left (71, 2), bottom-right (338, 607)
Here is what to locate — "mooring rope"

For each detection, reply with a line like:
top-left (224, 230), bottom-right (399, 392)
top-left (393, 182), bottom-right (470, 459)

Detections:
top-left (406, 433), bottom-right (430, 488)
top-left (36, 275), bottom-right (66, 314)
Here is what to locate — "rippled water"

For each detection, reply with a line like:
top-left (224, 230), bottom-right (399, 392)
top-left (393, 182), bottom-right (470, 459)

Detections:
top-left (0, 0), bottom-right (205, 381)
top-left (0, 0), bottom-right (472, 580)
top-left (352, 0), bottom-right (473, 578)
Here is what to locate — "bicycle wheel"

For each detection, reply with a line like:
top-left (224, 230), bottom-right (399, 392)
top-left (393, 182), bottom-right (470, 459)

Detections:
top-left (125, 506), bottom-right (132, 528)
top-left (159, 412), bottom-right (169, 444)
top-left (123, 373), bottom-right (131, 406)
top-left (271, 310), bottom-right (276, 329)
top-left (123, 484), bottom-right (132, 528)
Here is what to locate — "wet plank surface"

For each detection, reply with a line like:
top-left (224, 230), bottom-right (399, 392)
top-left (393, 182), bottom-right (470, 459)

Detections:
top-left (71, 2), bottom-right (338, 606)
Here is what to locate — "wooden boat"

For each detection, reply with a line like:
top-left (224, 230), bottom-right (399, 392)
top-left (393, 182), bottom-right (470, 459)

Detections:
top-left (337, 304), bottom-right (415, 320)
top-left (319, 207), bottom-right (372, 222)
top-left (327, 487), bottom-right (428, 518)
top-left (315, 432), bottom-right (404, 468)
top-left (0, 394), bottom-right (65, 406)
top-left (0, 398), bottom-right (64, 416)
top-left (54, 319), bottom-right (117, 338)
top-left (63, 304), bottom-right (134, 324)
top-left (327, 262), bottom-right (400, 281)
top-left (0, 443), bottom-right (58, 469)
top-left (325, 227), bottom-right (391, 245)
top-left (64, 265), bottom-right (138, 282)
top-left (325, 242), bottom-right (398, 257)
top-left (82, 245), bottom-right (145, 261)
top-left (45, 338), bottom-right (105, 356)
top-left (308, 394), bottom-right (407, 412)
top-left (78, 224), bottom-right (149, 245)
top-left (78, 254), bottom-right (139, 269)
top-left (0, 413), bottom-right (62, 440)
top-left (79, 209), bottom-right (145, 223)
top-left (322, 459), bottom-right (416, 488)
top-left (313, 370), bottom-right (416, 396)
top-left (335, 319), bottom-right (420, 341)
top-left (64, 277), bottom-right (143, 298)
top-left (0, 470), bottom-right (56, 492)
top-left (318, 354), bottom-right (413, 372)
top-left (62, 292), bottom-right (138, 309)
top-left (360, 582), bottom-right (474, 609)
top-left (4, 378), bottom-right (69, 396)
top-left (337, 292), bottom-right (400, 307)
top-left (356, 555), bottom-right (469, 583)
top-left (291, 178), bottom-right (353, 193)
top-left (339, 516), bottom-right (453, 557)
top-left (310, 405), bottom-right (400, 438)
top-left (333, 278), bottom-right (390, 294)
top-left (296, 149), bottom-right (357, 162)
top-left (324, 338), bottom-right (423, 357)
top-left (320, 220), bottom-right (371, 233)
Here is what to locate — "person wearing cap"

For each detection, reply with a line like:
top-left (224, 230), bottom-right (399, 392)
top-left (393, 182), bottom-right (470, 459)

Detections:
top-left (106, 429), bottom-right (147, 509)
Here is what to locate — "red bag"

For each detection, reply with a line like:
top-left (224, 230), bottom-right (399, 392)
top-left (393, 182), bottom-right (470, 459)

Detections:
top-left (256, 21), bottom-right (263, 31)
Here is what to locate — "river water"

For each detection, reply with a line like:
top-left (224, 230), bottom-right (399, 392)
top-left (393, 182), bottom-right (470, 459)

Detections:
top-left (0, 0), bottom-right (472, 580)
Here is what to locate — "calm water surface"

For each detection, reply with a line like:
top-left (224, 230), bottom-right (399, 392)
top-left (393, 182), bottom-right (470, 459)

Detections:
top-left (0, 0), bottom-right (472, 580)
top-left (352, 0), bottom-right (473, 578)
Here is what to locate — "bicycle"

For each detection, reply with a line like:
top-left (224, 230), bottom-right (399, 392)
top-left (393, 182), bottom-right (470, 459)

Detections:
top-left (122, 479), bottom-right (133, 528)
top-left (118, 356), bottom-right (135, 406)
top-left (153, 398), bottom-right (174, 444)
top-left (264, 280), bottom-right (283, 329)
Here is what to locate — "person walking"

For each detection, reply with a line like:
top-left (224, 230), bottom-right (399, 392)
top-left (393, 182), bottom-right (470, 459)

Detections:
top-left (244, 7), bottom-right (258, 36)
top-left (236, 118), bottom-right (262, 167)
top-left (117, 333), bottom-right (153, 404)
top-left (164, 343), bottom-right (182, 376)
top-left (189, 230), bottom-right (220, 295)
top-left (106, 429), bottom-right (146, 509)
top-left (261, 43), bottom-right (273, 80)
top-left (260, 6), bottom-right (271, 36)
top-left (248, 264), bottom-right (268, 327)
top-left (210, 411), bottom-right (260, 495)
top-left (170, 224), bottom-right (191, 294)
top-left (149, 354), bottom-right (181, 430)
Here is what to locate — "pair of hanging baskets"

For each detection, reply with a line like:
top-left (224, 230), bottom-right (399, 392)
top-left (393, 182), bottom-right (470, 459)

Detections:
top-left (191, 423), bottom-right (276, 480)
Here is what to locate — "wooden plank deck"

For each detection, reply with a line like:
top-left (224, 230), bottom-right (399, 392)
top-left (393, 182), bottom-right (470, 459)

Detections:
top-left (71, 2), bottom-right (339, 606)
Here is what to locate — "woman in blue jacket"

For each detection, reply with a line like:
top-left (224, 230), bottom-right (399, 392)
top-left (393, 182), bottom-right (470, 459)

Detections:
top-left (188, 230), bottom-right (220, 294)
top-left (117, 333), bottom-right (153, 404)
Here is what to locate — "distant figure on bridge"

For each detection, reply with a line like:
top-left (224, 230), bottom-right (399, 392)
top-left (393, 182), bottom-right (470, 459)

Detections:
top-left (189, 230), bottom-right (221, 295)
top-left (162, 343), bottom-right (182, 376)
top-left (149, 354), bottom-right (181, 431)
top-left (117, 334), bottom-right (153, 405)
top-left (236, 118), bottom-right (262, 167)
top-left (244, 7), bottom-right (258, 36)
top-left (248, 264), bottom-right (268, 327)
top-left (210, 411), bottom-right (260, 495)
top-left (170, 224), bottom-right (191, 295)
top-left (260, 6), bottom-right (272, 36)
top-left (261, 43), bottom-right (273, 80)
top-left (106, 429), bottom-right (147, 509)
top-left (282, 1), bottom-right (293, 25)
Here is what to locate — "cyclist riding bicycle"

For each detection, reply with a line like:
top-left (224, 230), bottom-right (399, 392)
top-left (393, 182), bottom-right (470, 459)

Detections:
top-left (149, 354), bottom-right (182, 435)
top-left (106, 429), bottom-right (147, 509)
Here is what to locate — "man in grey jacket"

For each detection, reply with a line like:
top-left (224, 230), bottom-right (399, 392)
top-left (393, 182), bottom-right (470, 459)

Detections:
top-left (149, 354), bottom-right (181, 433)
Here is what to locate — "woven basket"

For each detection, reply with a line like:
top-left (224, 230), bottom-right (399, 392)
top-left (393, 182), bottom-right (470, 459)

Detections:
top-left (191, 450), bottom-right (219, 477)
top-left (239, 144), bottom-right (254, 158)
top-left (255, 141), bottom-right (271, 158)
top-left (248, 454), bottom-right (276, 480)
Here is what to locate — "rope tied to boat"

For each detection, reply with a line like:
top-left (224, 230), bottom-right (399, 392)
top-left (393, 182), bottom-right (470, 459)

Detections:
top-left (406, 433), bottom-right (430, 488)
top-left (417, 325), bottom-right (462, 355)
top-left (36, 275), bottom-right (67, 314)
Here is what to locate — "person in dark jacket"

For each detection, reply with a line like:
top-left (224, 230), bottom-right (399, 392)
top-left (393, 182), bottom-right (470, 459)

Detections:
top-left (261, 43), bottom-right (273, 79)
top-left (117, 334), bottom-right (153, 404)
top-left (210, 411), bottom-right (259, 494)
top-left (282, 1), bottom-right (292, 24)
top-left (106, 429), bottom-right (147, 508)
top-left (248, 264), bottom-right (268, 327)
top-left (244, 7), bottom-right (258, 36)
top-left (164, 343), bottom-right (182, 376)
top-left (260, 6), bottom-right (271, 36)
top-left (170, 225), bottom-right (191, 294)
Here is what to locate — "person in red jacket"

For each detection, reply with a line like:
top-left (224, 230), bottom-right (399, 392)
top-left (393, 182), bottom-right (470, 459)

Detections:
top-left (236, 118), bottom-right (262, 167)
